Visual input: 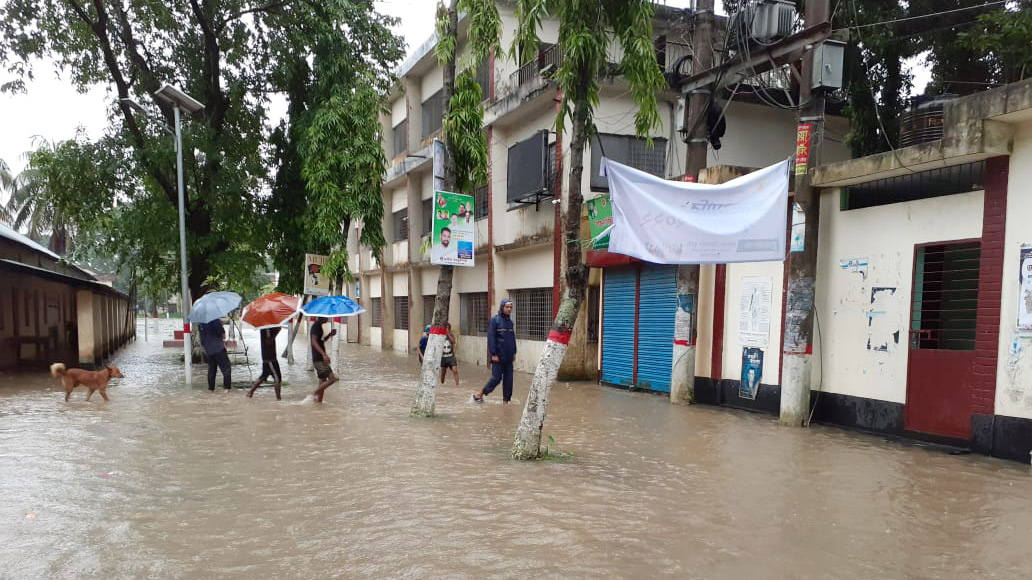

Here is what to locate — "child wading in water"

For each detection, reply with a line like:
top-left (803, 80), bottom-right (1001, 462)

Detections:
top-left (440, 323), bottom-right (459, 387)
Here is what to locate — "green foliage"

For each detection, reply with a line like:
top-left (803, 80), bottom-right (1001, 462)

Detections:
top-left (513, 0), bottom-right (664, 143)
top-left (542, 434), bottom-right (575, 460)
top-left (958, 3), bottom-right (1032, 85)
top-left (443, 70), bottom-right (488, 193)
top-left (0, 0), bottom-right (403, 299)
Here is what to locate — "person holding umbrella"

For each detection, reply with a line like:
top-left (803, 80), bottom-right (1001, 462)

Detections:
top-left (191, 291), bottom-right (243, 393)
top-left (242, 293), bottom-right (299, 400)
top-left (310, 318), bottom-right (337, 403)
top-left (199, 318), bottom-right (231, 392)
top-left (299, 295), bottom-right (365, 403)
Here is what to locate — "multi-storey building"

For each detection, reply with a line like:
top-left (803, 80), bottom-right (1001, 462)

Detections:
top-left (343, 2), bottom-right (850, 385)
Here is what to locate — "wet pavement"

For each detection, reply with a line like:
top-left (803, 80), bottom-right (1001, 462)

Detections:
top-left (1, 318), bottom-right (1030, 579)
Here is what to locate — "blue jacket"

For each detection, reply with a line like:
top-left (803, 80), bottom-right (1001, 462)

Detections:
top-left (487, 301), bottom-right (516, 362)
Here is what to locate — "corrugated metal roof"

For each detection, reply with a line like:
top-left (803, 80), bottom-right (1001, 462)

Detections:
top-left (0, 221), bottom-right (62, 261)
top-left (0, 222), bottom-right (96, 280)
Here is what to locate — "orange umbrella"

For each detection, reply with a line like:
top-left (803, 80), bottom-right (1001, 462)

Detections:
top-left (241, 293), bottom-right (300, 329)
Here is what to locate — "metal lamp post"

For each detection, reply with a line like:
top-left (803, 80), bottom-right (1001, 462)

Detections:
top-left (121, 84), bottom-right (204, 384)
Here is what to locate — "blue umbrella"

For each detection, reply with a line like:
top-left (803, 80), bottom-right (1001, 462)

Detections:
top-left (300, 295), bottom-right (366, 318)
top-left (189, 291), bottom-right (242, 323)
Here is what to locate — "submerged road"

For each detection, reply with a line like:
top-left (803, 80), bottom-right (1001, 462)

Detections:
top-left (0, 318), bottom-right (1029, 579)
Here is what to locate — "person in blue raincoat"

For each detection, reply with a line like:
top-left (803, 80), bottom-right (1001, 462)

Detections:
top-left (473, 298), bottom-right (516, 403)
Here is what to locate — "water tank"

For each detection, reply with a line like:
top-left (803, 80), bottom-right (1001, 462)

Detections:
top-left (899, 94), bottom-right (959, 147)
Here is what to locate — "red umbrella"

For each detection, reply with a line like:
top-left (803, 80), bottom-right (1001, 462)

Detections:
top-left (241, 293), bottom-right (300, 329)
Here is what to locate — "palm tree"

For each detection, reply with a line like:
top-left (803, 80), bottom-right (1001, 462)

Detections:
top-left (2, 138), bottom-right (71, 255)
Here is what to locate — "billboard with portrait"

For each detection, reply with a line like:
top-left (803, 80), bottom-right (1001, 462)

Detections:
top-left (430, 190), bottom-right (475, 267)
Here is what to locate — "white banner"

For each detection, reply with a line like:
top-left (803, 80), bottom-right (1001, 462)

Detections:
top-left (602, 158), bottom-right (789, 264)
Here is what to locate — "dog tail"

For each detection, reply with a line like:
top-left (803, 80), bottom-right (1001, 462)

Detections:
top-left (50, 363), bottom-right (66, 377)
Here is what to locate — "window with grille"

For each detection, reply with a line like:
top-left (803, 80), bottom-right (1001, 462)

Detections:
top-left (589, 134), bottom-right (667, 191)
top-left (586, 286), bottom-right (600, 343)
top-left (473, 183), bottom-right (488, 220)
top-left (394, 296), bottom-right (409, 330)
top-left (392, 119), bottom-right (408, 157)
top-left (546, 141), bottom-right (559, 196)
top-left (510, 288), bottom-right (553, 340)
top-left (422, 90), bottom-right (444, 138)
top-left (393, 208), bottom-right (408, 242)
top-left (423, 295), bottom-right (436, 327)
top-left (421, 198), bottom-right (433, 236)
top-left (370, 297), bottom-right (383, 327)
top-left (460, 292), bottom-right (490, 336)
top-left (844, 161), bottom-right (984, 211)
top-left (911, 242), bottom-right (980, 351)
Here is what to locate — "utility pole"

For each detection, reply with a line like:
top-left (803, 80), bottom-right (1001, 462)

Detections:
top-left (779, 0), bottom-right (830, 426)
top-left (671, 0), bottom-right (715, 405)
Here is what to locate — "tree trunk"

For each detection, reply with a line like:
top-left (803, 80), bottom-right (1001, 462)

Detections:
top-left (411, 2), bottom-right (458, 417)
top-left (511, 94), bottom-right (591, 460)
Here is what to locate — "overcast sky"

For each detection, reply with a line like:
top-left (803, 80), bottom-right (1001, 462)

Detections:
top-left (0, 1), bottom-right (925, 178)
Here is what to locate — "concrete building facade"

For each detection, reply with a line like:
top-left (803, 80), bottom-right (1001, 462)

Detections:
top-left (346, 3), bottom-right (849, 385)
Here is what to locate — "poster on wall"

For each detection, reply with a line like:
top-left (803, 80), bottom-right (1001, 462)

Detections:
top-left (304, 254), bottom-right (330, 296)
top-left (587, 195), bottom-right (613, 250)
top-left (1019, 245), bottom-right (1032, 330)
top-left (740, 347), bottom-right (764, 400)
top-left (795, 123), bottom-right (812, 177)
top-left (430, 190), bottom-right (475, 267)
top-left (739, 277), bottom-right (773, 347)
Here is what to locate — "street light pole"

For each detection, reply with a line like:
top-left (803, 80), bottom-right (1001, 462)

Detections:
top-left (172, 103), bottom-right (192, 383)
top-left (122, 85), bottom-right (204, 385)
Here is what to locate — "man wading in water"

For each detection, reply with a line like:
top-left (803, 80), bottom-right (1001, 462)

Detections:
top-left (472, 298), bottom-right (516, 403)
top-left (309, 318), bottom-right (338, 402)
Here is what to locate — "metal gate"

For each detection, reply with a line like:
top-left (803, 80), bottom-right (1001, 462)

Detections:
top-left (636, 266), bottom-right (677, 392)
top-left (602, 268), bottom-right (636, 387)
top-left (905, 241), bottom-right (980, 439)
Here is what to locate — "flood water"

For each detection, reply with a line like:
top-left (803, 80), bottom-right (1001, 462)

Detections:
top-left (1, 318), bottom-right (1030, 579)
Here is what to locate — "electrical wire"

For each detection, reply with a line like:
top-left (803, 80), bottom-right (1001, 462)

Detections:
top-left (847, 0), bottom-right (918, 174)
top-left (847, 0), bottom-right (1006, 30)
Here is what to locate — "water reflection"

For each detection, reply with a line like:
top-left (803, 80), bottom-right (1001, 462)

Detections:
top-left (0, 318), bottom-right (1028, 579)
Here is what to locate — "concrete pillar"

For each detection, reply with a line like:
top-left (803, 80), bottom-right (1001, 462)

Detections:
top-left (76, 290), bottom-right (96, 367)
top-left (405, 77), bottom-right (422, 152)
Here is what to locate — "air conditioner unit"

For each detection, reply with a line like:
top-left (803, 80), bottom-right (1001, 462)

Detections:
top-left (747, 0), bottom-right (796, 43)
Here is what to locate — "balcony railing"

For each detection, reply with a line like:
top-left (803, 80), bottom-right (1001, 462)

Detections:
top-left (511, 43), bottom-right (562, 88)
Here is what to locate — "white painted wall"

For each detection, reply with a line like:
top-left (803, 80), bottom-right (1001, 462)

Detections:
top-left (995, 121), bottom-right (1032, 420)
top-left (497, 246), bottom-right (553, 292)
top-left (369, 275), bottom-right (382, 298)
top-left (369, 327), bottom-right (382, 348)
top-left (391, 188), bottom-right (407, 212)
top-left (722, 261), bottom-right (785, 385)
top-left (393, 329), bottom-right (409, 352)
top-left (391, 96), bottom-right (406, 126)
top-left (814, 190), bottom-right (985, 403)
top-left (392, 272), bottom-right (408, 297)
top-left (420, 67), bottom-right (443, 99)
top-left (453, 262), bottom-right (488, 294)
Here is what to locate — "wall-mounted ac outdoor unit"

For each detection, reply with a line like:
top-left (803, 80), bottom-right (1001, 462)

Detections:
top-left (747, 0), bottom-right (796, 43)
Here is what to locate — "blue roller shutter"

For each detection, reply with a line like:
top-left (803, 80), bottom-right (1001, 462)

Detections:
top-left (636, 265), bottom-right (677, 392)
top-left (602, 268), bottom-right (636, 387)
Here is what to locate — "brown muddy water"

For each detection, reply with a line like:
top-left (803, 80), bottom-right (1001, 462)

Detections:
top-left (1, 318), bottom-right (1030, 579)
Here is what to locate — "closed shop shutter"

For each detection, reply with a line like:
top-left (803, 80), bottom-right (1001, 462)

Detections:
top-left (636, 265), bottom-right (677, 392)
top-left (602, 268), bottom-right (636, 387)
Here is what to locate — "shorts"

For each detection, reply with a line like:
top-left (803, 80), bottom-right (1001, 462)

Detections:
top-left (441, 356), bottom-right (457, 369)
top-left (314, 359), bottom-right (332, 380)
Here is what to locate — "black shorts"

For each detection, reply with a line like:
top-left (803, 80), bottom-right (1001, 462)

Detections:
top-left (441, 356), bottom-right (457, 369)
top-left (314, 360), bottom-right (332, 380)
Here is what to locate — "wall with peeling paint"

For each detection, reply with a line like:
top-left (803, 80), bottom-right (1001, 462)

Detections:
top-left (721, 262), bottom-right (784, 385)
top-left (995, 120), bottom-right (1032, 420)
top-left (814, 190), bottom-right (985, 403)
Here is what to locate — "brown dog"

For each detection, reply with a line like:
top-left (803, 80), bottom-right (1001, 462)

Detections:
top-left (50, 362), bottom-right (124, 402)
